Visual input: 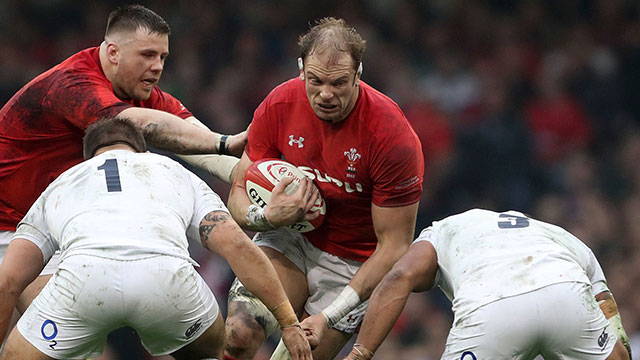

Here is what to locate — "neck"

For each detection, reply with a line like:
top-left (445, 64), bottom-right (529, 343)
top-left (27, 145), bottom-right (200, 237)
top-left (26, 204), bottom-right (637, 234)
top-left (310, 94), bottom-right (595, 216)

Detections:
top-left (94, 143), bottom-right (136, 157)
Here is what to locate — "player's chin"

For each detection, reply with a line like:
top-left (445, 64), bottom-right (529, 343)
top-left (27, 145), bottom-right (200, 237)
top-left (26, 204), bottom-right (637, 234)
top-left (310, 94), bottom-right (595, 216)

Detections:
top-left (133, 88), bottom-right (153, 101)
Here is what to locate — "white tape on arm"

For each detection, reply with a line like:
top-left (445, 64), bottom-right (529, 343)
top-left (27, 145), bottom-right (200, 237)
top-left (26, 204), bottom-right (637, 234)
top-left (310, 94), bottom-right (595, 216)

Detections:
top-left (321, 285), bottom-right (360, 328)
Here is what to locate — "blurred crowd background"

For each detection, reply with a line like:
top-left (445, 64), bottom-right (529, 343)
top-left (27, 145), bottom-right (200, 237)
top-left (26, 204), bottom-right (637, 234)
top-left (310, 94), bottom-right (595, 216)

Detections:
top-left (2, 0), bottom-right (639, 359)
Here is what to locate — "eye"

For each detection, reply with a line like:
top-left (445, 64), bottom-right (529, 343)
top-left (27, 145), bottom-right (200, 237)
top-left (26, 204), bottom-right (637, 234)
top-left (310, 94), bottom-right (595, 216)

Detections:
top-left (309, 78), bottom-right (322, 85)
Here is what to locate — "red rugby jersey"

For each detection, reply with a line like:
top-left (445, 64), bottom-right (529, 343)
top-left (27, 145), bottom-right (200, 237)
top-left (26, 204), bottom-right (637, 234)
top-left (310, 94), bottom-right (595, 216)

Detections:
top-left (0, 47), bottom-right (192, 230)
top-left (247, 78), bottom-right (424, 262)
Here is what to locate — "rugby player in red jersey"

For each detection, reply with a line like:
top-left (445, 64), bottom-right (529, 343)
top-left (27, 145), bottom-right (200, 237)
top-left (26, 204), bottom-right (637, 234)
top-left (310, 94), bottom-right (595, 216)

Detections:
top-left (223, 17), bottom-right (424, 360)
top-left (0, 4), bottom-right (244, 316)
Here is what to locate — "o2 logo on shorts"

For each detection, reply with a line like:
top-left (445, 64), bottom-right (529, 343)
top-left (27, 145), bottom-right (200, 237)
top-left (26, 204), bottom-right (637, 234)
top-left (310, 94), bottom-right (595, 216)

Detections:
top-left (461, 351), bottom-right (477, 360)
top-left (41, 319), bottom-right (58, 350)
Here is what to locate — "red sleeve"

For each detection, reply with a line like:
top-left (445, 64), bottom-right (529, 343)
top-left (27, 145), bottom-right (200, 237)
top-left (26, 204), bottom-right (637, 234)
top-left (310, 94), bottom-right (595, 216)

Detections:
top-left (42, 73), bottom-right (192, 130)
top-left (370, 123), bottom-right (424, 207)
top-left (42, 72), bottom-right (132, 129)
top-left (246, 94), bottom-right (281, 161)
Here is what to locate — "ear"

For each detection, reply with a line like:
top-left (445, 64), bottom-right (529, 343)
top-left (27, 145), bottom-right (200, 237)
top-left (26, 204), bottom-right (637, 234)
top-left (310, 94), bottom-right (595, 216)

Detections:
top-left (298, 57), bottom-right (305, 81)
top-left (355, 62), bottom-right (363, 86)
top-left (106, 42), bottom-right (120, 65)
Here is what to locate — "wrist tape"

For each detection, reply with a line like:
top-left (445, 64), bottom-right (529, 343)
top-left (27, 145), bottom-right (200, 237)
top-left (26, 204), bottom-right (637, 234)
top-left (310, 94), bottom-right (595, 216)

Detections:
top-left (246, 204), bottom-right (275, 230)
top-left (321, 285), bottom-right (360, 328)
top-left (270, 300), bottom-right (299, 328)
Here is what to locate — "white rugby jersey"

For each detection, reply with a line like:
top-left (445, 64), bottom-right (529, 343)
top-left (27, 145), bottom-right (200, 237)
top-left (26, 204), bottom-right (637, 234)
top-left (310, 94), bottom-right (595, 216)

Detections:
top-left (13, 150), bottom-right (227, 265)
top-left (415, 208), bottom-right (608, 322)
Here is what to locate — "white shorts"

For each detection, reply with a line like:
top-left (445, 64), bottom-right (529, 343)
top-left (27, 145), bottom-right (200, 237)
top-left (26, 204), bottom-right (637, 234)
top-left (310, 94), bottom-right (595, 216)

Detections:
top-left (442, 282), bottom-right (616, 360)
top-left (17, 254), bottom-right (219, 359)
top-left (254, 229), bottom-right (368, 333)
top-left (0, 230), bottom-right (60, 276)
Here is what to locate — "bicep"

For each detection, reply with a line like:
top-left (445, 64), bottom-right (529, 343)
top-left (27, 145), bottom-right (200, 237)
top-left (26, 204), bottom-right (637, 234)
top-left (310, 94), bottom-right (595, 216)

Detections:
top-left (371, 202), bottom-right (419, 249)
top-left (198, 210), bottom-right (247, 254)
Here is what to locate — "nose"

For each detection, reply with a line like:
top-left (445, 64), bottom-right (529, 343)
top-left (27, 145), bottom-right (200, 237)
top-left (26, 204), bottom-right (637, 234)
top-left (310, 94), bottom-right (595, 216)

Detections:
top-left (319, 85), bottom-right (334, 100)
top-left (150, 56), bottom-right (164, 72)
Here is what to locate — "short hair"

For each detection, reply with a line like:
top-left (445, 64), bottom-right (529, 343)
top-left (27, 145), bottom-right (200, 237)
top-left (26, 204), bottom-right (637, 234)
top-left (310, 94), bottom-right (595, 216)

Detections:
top-left (298, 17), bottom-right (366, 71)
top-left (83, 117), bottom-right (146, 159)
top-left (105, 4), bottom-right (170, 38)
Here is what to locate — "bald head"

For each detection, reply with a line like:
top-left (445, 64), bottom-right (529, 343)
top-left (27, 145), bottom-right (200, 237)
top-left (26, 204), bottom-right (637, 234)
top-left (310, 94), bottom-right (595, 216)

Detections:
top-left (298, 17), bottom-right (366, 72)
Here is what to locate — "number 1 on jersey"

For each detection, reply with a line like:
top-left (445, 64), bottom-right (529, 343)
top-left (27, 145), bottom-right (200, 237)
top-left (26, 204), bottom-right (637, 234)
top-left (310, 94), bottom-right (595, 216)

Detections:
top-left (97, 159), bottom-right (122, 192)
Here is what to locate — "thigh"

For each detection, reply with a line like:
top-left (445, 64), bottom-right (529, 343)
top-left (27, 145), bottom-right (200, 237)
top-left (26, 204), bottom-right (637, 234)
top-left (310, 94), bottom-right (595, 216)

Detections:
top-left (16, 274), bottom-right (51, 314)
top-left (172, 311), bottom-right (225, 360)
top-left (254, 228), bottom-right (310, 312)
top-left (261, 246), bottom-right (309, 313)
top-left (0, 326), bottom-right (54, 360)
top-left (441, 294), bottom-right (541, 360)
top-left (127, 257), bottom-right (220, 357)
top-left (16, 263), bottom-right (111, 359)
top-left (538, 282), bottom-right (616, 360)
top-left (303, 243), bottom-right (367, 334)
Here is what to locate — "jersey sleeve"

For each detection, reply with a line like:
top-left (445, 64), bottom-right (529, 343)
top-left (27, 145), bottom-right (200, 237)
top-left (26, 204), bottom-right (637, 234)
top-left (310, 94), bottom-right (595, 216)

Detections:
top-left (42, 71), bottom-right (133, 130)
top-left (552, 228), bottom-right (609, 294)
top-left (12, 196), bottom-right (58, 264)
top-left (246, 94), bottom-right (281, 161)
top-left (186, 172), bottom-right (229, 243)
top-left (370, 123), bottom-right (424, 207)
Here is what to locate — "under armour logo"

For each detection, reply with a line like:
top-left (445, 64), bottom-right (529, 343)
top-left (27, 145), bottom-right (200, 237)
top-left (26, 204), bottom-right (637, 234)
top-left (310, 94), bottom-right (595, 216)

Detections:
top-left (346, 314), bottom-right (358, 323)
top-left (288, 135), bottom-right (304, 148)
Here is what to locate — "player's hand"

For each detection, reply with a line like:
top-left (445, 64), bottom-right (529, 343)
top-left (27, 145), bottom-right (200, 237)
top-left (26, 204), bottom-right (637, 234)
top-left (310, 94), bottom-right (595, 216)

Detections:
top-left (265, 177), bottom-right (319, 227)
top-left (226, 126), bottom-right (249, 157)
top-left (280, 324), bottom-right (312, 360)
top-left (300, 313), bottom-right (327, 349)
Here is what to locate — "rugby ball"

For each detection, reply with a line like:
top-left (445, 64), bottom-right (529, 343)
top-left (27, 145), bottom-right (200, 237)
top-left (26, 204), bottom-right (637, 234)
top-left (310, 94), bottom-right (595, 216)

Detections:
top-left (245, 158), bottom-right (326, 232)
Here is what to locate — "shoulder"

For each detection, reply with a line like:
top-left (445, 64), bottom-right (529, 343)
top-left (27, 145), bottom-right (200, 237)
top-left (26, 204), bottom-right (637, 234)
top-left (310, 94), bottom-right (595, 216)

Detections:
top-left (262, 78), bottom-right (306, 105)
top-left (358, 82), bottom-right (416, 139)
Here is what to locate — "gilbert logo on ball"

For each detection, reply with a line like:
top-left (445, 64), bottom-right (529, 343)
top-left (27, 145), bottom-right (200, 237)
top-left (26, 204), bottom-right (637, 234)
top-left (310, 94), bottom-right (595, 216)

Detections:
top-left (245, 158), bottom-right (326, 232)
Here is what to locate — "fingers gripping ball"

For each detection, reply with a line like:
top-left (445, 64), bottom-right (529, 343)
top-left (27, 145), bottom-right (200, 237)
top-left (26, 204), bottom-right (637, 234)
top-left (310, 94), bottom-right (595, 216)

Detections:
top-left (245, 158), bottom-right (326, 232)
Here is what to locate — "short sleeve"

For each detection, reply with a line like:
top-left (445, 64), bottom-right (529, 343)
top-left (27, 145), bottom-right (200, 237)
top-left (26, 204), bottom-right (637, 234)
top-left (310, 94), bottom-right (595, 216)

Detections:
top-left (246, 93), bottom-right (281, 161)
top-left (186, 172), bottom-right (229, 243)
top-left (12, 196), bottom-right (58, 264)
top-left (371, 123), bottom-right (424, 207)
top-left (43, 72), bottom-right (132, 129)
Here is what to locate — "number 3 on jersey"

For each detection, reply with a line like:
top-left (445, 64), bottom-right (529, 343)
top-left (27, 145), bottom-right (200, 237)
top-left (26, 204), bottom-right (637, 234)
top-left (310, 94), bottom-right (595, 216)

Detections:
top-left (497, 213), bottom-right (530, 229)
top-left (97, 159), bottom-right (122, 192)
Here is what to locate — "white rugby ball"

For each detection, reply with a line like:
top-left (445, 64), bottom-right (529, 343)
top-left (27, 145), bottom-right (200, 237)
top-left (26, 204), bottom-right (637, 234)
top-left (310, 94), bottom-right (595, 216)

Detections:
top-left (245, 158), bottom-right (326, 232)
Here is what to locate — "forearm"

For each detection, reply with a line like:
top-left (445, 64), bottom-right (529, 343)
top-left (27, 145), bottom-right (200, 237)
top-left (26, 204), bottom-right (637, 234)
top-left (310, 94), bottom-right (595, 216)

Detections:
top-left (320, 245), bottom-right (407, 329)
top-left (596, 291), bottom-right (631, 357)
top-left (350, 243), bottom-right (409, 300)
top-left (177, 153), bottom-right (239, 184)
top-left (352, 275), bottom-right (413, 358)
top-left (0, 281), bottom-right (21, 343)
top-left (119, 107), bottom-right (219, 154)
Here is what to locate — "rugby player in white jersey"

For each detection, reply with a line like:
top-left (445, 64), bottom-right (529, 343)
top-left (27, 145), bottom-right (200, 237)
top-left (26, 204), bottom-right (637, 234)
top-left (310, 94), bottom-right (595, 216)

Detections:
top-left (0, 117), bottom-right (311, 360)
top-left (340, 209), bottom-right (631, 360)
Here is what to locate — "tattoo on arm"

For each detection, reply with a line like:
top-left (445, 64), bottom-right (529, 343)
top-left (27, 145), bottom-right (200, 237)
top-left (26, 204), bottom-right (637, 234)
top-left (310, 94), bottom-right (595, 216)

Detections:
top-left (199, 212), bottom-right (230, 247)
top-left (143, 123), bottom-right (158, 134)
